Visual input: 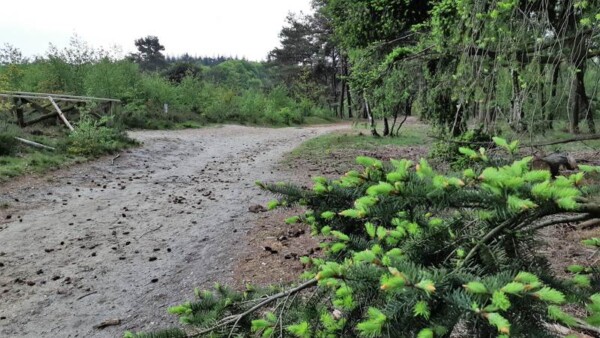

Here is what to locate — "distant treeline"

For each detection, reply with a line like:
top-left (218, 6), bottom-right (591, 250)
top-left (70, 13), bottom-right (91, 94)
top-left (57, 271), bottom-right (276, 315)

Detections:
top-left (165, 54), bottom-right (243, 67)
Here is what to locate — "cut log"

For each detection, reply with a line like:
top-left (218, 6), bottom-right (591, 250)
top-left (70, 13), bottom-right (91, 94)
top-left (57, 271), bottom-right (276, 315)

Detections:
top-left (48, 97), bottom-right (74, 131)
top-left (533, 153), bottom-right (578, 178)
top-left (14, 137), bottom-right (56, 151)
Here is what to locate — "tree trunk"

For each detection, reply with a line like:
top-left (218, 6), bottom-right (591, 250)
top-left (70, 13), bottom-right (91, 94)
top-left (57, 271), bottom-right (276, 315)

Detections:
top-left (364, 95), bottom-right (379, 137)
top-left (471, 100), bottom-right (479, 127)
top-left (339, 79), bottom-right (346, 118)
top-left (383, 117), bottom-right (390, 136)
top-left (569, 73), bottom-right (581, 134)
top-left (538, 62), bottom-right (547, 131)
top-left (567, 62), bottom-right (594, 134)
top-left (395, 98), bottom-right (412, 136)
top-left (577, 65), bottom-right (596, 134)
top-left (362, 97), bottom-right (369, 119)
top-left (341, 54), bottom-right (353, 118)
top-left (478, 100), bottom-right (486, 126)
top-left (390, 104), bottom-right (399, 137)
top-left (547, 62), bottom-right (560, 129)
top-left (551, 63), bottom-right (560, 97)
top-left (451, 104), bottom-right (464, 137)
top-left (481, 73), bottom-right (498, 134)
top-left (346, 84), bottom-right (353, 118)
top-left (586, 106), bottom-right (596, 134)
top-left (568, 31), bottom-right (590, 134)
top-left (331, 49), bottom-right (338, 106)
top-left (510, 69), bottom-right (525, 131)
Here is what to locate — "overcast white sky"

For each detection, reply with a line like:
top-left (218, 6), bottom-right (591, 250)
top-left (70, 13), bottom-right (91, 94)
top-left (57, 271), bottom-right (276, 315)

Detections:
top-left (0, 0), bottom-right (313, 61)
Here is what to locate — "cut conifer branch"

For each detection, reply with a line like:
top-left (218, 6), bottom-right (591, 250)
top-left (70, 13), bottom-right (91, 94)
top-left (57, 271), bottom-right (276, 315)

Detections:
top-left (186, 279), bottom-right (317, 337)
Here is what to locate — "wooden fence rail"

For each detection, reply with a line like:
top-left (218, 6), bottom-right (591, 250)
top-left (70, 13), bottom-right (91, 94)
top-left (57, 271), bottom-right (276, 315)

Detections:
top-left (0, 91), bottom-right (121, 131)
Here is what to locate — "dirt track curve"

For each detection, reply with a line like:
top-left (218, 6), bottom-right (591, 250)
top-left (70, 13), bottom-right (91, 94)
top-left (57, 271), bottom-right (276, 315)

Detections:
top-left (0, 124), bottom-right (348, 338)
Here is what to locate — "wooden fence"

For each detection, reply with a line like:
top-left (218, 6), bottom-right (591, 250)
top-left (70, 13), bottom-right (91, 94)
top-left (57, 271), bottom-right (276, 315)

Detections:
top-left (0, 91), bottom-right (120, 131)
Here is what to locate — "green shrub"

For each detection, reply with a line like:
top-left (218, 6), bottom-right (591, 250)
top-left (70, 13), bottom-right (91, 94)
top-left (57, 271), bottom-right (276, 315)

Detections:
top-left (0, 135), bottom-right (18, 156)
top-left (130, 139), bottom-right (600, 337)
top-left (176, 75), bottom-right (204, 114)
top-left (120, 74), bottom-right (206, 130)
top-left (0, 121), bottom-right (21, 156)
top-left (238, 90), bottom-right (268, 124)
top-left (139, 74), bottom-right (178, 109)
top-left (208, 88), bottom-right (241, 122)
top-left (429, 126), bottom-right (494, 169)
top-left (84, 59), bottom-right (140, 99)
top-left (64, 117), bottom-right (134, 156)
top-left (280, 106), bottom-right (304, 125)
top-left (262, 105), bottom-right (286, 125)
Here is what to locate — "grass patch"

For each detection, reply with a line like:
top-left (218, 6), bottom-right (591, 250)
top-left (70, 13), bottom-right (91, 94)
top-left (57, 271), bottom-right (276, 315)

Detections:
top-left (174, 120), bottom-right (205, 129)
top-left (287, 122), bottom-right (431, 162)
top-left (0, 133), bottom-right (136, 182)
top-left (0, 120), bottom-right (23, 156)
top-left (0, 152), bottom-right (84, 182)
top-left (0, 117), bottom-right (137, 183)
top-left (301, 116), bottom-right (338, 125)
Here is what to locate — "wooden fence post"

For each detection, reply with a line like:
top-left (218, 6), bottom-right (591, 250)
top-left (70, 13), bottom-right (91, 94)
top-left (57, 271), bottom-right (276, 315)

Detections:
top-left (48, 97), bottom-right (75, 131)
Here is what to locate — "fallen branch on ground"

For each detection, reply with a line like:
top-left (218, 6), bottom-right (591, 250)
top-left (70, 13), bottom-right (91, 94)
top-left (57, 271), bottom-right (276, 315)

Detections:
top-left (111, 154), bottom-right (121, 165)
top-left (77, 291), bottom-right (98, 300)
top-left (520, 214), bottom-right (594, 233)
top-left (14, 137), bottom-right (55, 151)
top-left (579, 218), bottom-right (600, 230)
top-left (429, 135), bottom-right (495, 146)
top-left (430, 134), bottom-right (600, 148)
top-left (529, 134), bottom-right (600, 147)
top-left (137, 224), bottom-right (163, 240)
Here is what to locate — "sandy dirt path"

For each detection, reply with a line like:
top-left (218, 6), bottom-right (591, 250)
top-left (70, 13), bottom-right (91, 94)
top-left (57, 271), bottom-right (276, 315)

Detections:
top-left (0, 124), bottom-right (348, 338)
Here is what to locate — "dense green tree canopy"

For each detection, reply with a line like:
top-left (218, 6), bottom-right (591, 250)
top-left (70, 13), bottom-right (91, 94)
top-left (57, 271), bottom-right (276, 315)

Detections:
top-left (317, 0), bottom-right (431, 49)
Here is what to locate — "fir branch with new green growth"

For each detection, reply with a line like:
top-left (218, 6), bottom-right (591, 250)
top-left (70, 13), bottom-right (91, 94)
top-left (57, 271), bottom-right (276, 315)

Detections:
top-left (128, 138), bottom-right (600, 337)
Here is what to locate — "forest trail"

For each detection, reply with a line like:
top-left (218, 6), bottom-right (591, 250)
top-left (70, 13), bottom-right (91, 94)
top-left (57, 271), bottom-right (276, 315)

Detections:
top-left (0, 123), bottom-right (349, 338)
